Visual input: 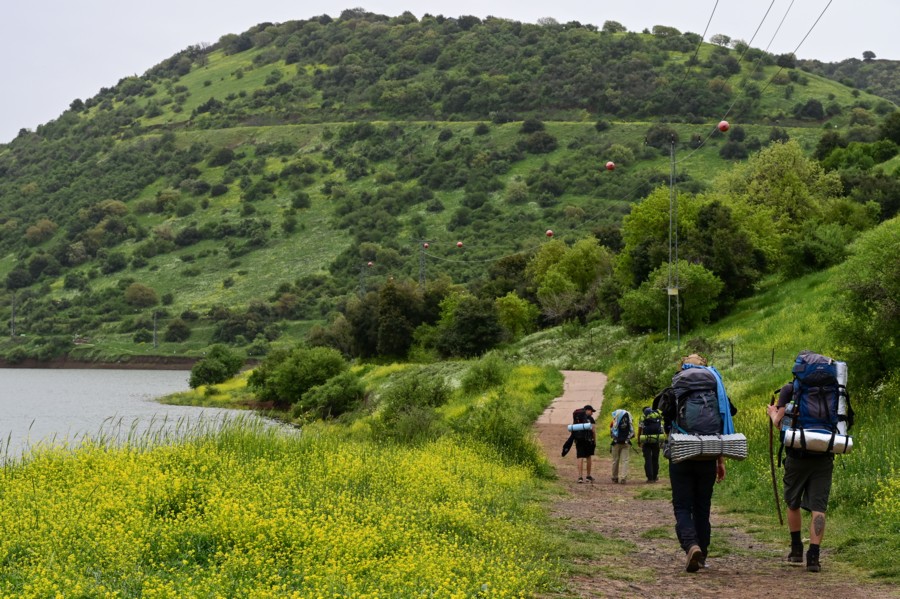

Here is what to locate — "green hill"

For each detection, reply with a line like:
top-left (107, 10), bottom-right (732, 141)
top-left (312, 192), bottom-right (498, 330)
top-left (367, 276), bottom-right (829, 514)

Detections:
top-left (0, 10), bottom-right (897, 362)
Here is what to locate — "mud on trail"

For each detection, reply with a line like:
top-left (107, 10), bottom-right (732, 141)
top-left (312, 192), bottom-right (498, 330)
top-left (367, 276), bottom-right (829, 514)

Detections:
top-left (534, 371), bottom-right (898, 599)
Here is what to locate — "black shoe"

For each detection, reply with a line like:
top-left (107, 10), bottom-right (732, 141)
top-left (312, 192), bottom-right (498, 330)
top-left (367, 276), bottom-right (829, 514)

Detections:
top-left (685, 545), bottom-right (702, 573)
top-left (787, 545), bottom-right (804, 566)
top-left (577, 477), bottom-right (584, 484)
top-left (806, 551), bottom-right (821, 573)
top-left (585, 476), bottom-right (594, 483)
top-left (699, 549), bottom-right (708, 568)
top-left (611, 477), bottom-right (618, 483)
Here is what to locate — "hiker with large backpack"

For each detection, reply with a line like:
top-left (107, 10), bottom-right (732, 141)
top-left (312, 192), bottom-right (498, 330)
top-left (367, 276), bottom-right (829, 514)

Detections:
top-left (563, 405), bottom-right (597, 483)
top-left (637, 406), bottom-right (664, 483)
top-left (609, 408), bottom-right (634, 484)
top-left (654, 353), bottom-right (738, 573)
top-left (766, 350), bottom-right (853, 573)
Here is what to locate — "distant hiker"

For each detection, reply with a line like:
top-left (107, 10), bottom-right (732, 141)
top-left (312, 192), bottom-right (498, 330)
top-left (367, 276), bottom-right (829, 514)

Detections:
top-left (767, 350), bottom-right (852, 573)
top-left (637, 406), bottom-right (664, 483)
top-left (609, 408), bottom-right (634, 484)
top-left (563, 405), bottom-right (597, 483)
top-left (654, 353), bottom-right (737, 572)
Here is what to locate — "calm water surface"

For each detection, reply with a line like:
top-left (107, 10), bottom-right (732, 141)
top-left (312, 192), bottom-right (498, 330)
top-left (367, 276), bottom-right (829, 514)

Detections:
top-left (0, 369), bottom-right (250, 456)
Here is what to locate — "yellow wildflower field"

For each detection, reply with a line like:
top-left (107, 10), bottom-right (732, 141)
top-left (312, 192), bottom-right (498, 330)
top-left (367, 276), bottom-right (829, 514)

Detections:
top-left (0, 422), bottom-right (554, 598)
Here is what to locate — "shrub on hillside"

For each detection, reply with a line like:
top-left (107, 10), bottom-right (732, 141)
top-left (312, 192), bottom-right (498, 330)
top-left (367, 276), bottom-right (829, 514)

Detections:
top-left (295, 371), bottom-right (365, 419)
top-left (164, 318), bottom-right (191, 342)
top-left (123, 283), bottom-right (158, 307)
top-left (460, 354), bottom-right (510, 394)
top-left (189, 345), bottom-right (244, 388)
top-left (247, 346), bottom-right (348, 405)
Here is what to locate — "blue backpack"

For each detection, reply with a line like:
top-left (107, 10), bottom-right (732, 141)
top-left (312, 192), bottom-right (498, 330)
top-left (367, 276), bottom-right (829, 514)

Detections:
top-left (790, 350), bottom-right (841, 432)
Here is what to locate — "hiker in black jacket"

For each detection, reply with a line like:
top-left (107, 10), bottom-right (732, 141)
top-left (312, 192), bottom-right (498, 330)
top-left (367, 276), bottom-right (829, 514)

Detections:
top-left (656, 354), bottom-right (733, 573)
top-left (574, 405), bottom-right (597, 483)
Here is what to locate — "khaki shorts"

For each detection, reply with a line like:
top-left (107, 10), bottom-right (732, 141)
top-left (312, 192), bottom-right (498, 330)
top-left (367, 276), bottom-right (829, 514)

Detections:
top-left (783, 454), bottom-right (834, 513)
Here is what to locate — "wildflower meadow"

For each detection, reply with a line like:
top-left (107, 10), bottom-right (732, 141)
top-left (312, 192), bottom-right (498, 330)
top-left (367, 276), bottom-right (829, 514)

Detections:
top-left (0, 413), bottom-right (556, 597)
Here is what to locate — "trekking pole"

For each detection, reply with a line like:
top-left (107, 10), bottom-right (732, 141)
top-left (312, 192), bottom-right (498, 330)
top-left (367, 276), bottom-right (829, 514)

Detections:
top-left (768, 395), bottom-right (784, 526)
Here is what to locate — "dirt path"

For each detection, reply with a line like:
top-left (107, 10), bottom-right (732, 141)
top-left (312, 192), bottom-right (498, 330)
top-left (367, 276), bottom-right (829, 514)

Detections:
top-left (535, 370), bottom-right (898, 599)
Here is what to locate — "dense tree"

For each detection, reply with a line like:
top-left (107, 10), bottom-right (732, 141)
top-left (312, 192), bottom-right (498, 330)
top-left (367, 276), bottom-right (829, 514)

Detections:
top-left (247, 345), bottom-right (347, 405)
top-left (833, 217), bottom-right (900, 384)
top-left (434, 293), bottom-right (503, 358)
top-left (494, 292), bottom-right (539, 340)
top-left (123, 283), bottom-right (159, 307)
top-left (619, 260), bottom-right (724, 333)
top-left (189, 344), bottom-right (244, 388)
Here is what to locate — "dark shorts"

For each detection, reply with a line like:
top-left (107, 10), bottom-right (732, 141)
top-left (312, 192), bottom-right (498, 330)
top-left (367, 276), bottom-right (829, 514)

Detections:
top-left (575, 439), bottom-right (596, 458)
top-left (783, 454), bottom-right (834, 513)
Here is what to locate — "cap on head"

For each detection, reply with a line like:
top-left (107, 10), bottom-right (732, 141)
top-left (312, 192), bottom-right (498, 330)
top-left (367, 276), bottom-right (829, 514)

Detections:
top-left (583, 405), bottom-right (595, 412)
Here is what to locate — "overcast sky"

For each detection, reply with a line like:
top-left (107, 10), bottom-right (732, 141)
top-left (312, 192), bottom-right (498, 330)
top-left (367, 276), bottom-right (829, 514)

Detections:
top-left (1, 1), bottom-right (897, 143)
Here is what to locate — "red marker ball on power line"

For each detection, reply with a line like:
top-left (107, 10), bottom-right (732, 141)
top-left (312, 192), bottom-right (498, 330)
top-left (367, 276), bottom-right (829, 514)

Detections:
top-left (456, 241), bottom-right (463, 248)
top-left (605, 161), bottom-right (616, 171)
top-left (546, 229), bottom-right (554, 237)
top-left (718, 120), bottom-right (730, 132)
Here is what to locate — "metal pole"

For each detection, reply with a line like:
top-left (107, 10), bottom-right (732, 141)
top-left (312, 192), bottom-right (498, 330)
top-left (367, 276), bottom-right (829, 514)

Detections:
top-left (673, 136), bottom-right (680, 347)
top-left (668, 139), bottom-right (675, 342)
top-left (10, 291), bottom-right (16, 338)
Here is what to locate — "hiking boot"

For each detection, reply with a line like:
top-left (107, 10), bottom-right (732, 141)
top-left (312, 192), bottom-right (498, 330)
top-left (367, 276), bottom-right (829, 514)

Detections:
top-left (585, 476), bottom-right (594, 483)
top-left (787, 545), bottom-right (804, 566)
top-left (806, 551), bottom-right (821, 573)
top-left (577, 477), bottom-right (584, 484)
top-left (685, 545), bottom-right (702, 573)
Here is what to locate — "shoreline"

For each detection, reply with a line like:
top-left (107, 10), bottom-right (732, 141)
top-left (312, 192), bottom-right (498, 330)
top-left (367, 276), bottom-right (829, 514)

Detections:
top-left (0, 355), bottom-right (198, 371)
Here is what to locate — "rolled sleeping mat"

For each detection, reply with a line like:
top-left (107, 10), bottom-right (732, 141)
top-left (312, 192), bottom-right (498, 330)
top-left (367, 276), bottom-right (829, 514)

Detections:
top-left (567, 422), bottom-right (593, 432)
top-left (835, 361), bottom-right (850, 436)
top-left (667, 433), bottom-right (748, 463)
top-left (783, 429), bottom-right (853, 454)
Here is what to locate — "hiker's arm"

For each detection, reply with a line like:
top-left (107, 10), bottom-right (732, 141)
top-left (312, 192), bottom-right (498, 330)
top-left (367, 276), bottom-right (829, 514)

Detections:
top-left (716, 456), bottom-right (726, 482)
top-left (767, 404), bottom-right (785, 428)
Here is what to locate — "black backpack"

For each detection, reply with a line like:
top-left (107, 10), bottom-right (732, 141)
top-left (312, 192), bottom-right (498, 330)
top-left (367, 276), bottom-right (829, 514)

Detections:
top-left (672, 367), bottom-right (723, 436)
top-left (641, 409), bottom-right (664, 442)
top-left (571, 408), bottom-right (592, 440)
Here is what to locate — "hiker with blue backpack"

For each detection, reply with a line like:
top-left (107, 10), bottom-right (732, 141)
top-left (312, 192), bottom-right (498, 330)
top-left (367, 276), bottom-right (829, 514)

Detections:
top-left (653, 353), bottom-right (738, 572)
top-left (767, 350), bottom-right (854, 573)
top-left (609, 408), bottom-right (634, 484)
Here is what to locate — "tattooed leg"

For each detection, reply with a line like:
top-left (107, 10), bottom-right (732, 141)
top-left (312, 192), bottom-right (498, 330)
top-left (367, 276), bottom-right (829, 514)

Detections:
top-left (811, 512), bottom-right (826, 544)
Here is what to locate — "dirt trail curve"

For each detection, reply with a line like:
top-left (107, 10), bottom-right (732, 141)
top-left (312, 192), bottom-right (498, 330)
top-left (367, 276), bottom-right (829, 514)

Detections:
top-left (534, 370), bottom-right (899, 599)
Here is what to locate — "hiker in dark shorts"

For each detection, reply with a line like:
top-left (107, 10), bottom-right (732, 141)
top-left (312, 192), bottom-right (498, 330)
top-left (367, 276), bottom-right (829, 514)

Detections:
top-left (768, 383), bottom-right (835, 573)
top-left (575, 405), bottom-right (596, 483)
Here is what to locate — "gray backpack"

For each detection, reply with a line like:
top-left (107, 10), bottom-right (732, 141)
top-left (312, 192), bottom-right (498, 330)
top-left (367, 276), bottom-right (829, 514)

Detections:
top-left (672, 367), bottom-right (722, 436)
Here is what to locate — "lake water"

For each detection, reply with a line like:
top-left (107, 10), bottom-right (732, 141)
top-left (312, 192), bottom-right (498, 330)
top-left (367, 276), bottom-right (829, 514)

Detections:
top-left (0, 369), bottom-right (252, 458)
